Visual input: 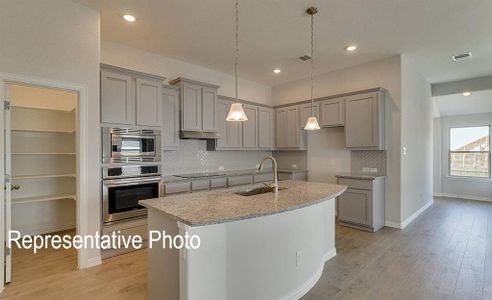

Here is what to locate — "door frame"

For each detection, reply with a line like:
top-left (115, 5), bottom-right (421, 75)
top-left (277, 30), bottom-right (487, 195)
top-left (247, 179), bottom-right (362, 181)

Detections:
top-left (0, 72), bottom-right (91, 291)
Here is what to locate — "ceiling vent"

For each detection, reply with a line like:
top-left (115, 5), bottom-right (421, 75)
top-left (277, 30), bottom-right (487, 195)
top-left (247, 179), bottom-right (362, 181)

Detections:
top-left (452, 52), bottom-right (472, 61)
top-left (298, 54), bottom-right (312, 61)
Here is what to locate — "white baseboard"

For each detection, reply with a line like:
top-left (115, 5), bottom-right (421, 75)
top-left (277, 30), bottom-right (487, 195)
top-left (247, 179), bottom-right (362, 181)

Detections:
top-left (16, 223), bottom-right (76, 236)
top-left (384, 200), bottom-right (434, 230)
top-left (434, 193), bottom-right (492, 203)
top-left (85, 256), bottom-right (102, 268)
top-left (323, 248), bottom-right (337, 262)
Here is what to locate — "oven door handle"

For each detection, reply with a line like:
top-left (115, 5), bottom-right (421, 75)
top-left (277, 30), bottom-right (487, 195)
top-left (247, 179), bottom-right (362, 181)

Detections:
top-left (103, 176), bottom-right (162, 187)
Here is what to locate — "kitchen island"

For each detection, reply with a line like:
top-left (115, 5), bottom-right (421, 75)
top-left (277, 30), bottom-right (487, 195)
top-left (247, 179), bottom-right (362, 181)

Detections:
top-left (140, 180), bottom-right (346, 300)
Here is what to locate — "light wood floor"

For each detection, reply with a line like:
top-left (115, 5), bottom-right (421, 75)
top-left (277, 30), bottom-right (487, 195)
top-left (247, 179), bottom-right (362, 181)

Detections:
top-left (2, 197), bottom-right (492, 300)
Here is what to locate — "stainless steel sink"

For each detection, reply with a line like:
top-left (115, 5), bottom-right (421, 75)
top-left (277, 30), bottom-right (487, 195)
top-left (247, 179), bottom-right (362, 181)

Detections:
top-left (234, 186), bottom-right (286, 196)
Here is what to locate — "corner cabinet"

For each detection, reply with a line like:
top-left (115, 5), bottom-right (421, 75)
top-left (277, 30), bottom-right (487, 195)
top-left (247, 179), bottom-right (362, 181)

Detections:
top-left (242, 104), bottom-right (258, 149)
top-left (344, 91), bottom-right (385, 150)
top-left (320, 97), bottom-right (344, 127)
top-left (299, 103), bottom-right (320, 129)
top-left (275, 105), bottom-right (307, 150)
top-left (258, 107), bottom-right (274, 150)
top-left (170, 77), bottom-right (219, 134)
top-left (162, 86), bottom-right (180, 150)
top-left (100, 64), bottom-right (165, 128)
top-left (211, 98), bottom-right (242, 150)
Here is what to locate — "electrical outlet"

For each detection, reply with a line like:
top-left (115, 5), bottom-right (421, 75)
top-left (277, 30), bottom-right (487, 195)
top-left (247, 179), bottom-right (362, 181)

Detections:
top-left (218, 166), bottom-right (224, 171)
top-left (296, 251), bottom-right (302, 267)
top-left (362, 167), bottom-right (370, 173)
top-left (402, 147), bottom-right (407, 155)
top-left (330, 159), bottom-right (335, 166)
top-left (292, 164), bottom-right (297, 169)
top-left (370, 168), bottom-right (378, 173)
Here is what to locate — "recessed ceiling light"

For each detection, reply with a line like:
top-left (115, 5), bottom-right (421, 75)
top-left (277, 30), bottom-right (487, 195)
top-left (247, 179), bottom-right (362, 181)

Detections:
top-left (273, 68), bottom-right (281, 74)
top-left (123, 14), bottom-right (136, 22)
top-left (345, 45), bottom-right (358, 52)
top-left (463, 92), bottom-right (471, 96)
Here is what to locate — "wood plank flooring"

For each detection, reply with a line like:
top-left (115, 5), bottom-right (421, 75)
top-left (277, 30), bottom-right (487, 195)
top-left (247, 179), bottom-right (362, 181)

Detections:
top-left (2, 197), bottom-right (492, 300)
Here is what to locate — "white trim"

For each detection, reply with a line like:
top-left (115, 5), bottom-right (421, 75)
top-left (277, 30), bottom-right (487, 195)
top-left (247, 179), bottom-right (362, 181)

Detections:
top-left (283, 248), bottom-right (336, 300)
top-left (434, 193), bottom-right (492, 203)
top-left (0, 72), bottom-right (92, 270)
top-left (86, 256), bottom-right (102, 268)
top-left (0, 80), bottom-right (5, 292)
top-left (384, 200), bottom-right (434, 229)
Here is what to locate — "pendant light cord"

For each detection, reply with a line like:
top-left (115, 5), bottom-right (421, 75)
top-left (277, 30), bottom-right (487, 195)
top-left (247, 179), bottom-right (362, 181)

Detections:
top-left (310, 12), bottom-right (315, 116)
top-left (235, 0), bottom-right (239, 102)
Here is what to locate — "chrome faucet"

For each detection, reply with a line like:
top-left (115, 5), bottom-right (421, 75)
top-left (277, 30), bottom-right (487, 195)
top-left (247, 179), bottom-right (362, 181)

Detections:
top-left (258, 156), bottom-right (278, 193)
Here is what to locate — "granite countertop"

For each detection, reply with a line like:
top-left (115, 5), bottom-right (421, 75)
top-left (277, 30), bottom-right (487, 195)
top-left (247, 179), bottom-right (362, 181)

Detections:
top-left (335, 173), bottom-right (386, 180)
top-left (140, 180), bottom-right (346, 227)
top-left (162, 168), bottom-right (308, 183)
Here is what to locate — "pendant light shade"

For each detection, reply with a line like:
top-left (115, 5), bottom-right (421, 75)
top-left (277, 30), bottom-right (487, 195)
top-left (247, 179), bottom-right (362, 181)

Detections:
top-left (304, 116), bottom-right (321, 130)
top-left (226, 102), bottom-right (248, 121)
top-left (227, 0), bottom-right (248, 122)
top-left (304, 6), bottom-right (321, 131)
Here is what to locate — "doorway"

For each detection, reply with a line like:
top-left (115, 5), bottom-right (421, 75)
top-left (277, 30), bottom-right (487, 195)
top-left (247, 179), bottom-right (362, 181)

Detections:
top-left (3, 83), bottom-right (79, 286)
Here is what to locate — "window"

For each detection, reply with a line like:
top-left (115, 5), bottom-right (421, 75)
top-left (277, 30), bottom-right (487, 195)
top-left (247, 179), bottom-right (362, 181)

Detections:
top-left (449, 126), bottom-right (490, 178)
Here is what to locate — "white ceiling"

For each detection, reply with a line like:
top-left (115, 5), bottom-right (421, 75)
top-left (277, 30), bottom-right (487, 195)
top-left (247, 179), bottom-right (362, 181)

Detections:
top-left (434, 89), bottom-right (492, 117)
top-left (75, 0), bottom-right (492, 86)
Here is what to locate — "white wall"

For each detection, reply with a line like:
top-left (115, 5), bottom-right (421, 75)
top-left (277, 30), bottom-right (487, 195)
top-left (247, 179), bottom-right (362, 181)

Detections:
top-left (0, 0), bottom-right (101, 264)
top-left (101, 41), bottom-right (272, 106)
top-left (437, 113), bottom-right (492, 200)
top-left (272, 56), bottom-right (402, 224)
top-left (433, 118), bottom-right (442, 194)
top-left (400, 56), bottom-right (434, 221)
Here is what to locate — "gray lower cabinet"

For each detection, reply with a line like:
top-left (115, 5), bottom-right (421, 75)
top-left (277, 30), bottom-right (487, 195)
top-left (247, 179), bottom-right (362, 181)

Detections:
top-left (258, 107), bottom-right (274, 150)
top-left (170, 77), bottom-right (219, 134)
top-left (320, 97), bottom-right (344, 127)
top-left (162, 86), bottom-right (180, 150)
top-left (275, 105), bottom-right (307, 150)
top-left (278, 171), bottom-right (308, 181)
top-left (337, 176), bottom-right (385, 232)
top-left (228, 175), bottom-right (253, 187)
top-left (101, 217), bottom-right (147, 259)
top-left (164, 181), bottom-right (191, 195)
top-left (100, 65), bottom-right (165, 127)
top-left (344, 91), bottom-right (385, 150)
top-left (242, 104), bottom-right (258, 149)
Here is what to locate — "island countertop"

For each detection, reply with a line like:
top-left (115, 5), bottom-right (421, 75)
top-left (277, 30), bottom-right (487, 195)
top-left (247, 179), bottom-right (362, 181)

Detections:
top-left (139, 180), bottom-right (346, 227)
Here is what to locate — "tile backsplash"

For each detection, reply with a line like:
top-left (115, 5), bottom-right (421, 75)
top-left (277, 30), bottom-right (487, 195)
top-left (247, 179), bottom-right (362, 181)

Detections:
top-left (162, 139), bottom-right (272, 175)
top-left (350, 150), bottom-right (387, 175)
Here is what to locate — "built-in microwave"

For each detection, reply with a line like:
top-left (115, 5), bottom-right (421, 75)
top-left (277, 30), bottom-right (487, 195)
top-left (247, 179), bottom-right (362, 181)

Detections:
top-left (102, 127), bottom-right (161, 163)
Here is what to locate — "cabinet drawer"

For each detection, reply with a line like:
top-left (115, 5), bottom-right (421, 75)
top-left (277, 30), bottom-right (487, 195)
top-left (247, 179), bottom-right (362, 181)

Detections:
top-left (254, 173), bottom-right (273, 183)
top-left (191, 179), bottom-right (210, 191)
top-left (228, 175), bottom-right (253, 187)
top-left (165, 181), bottom-right (191, 195)
top-left (210, 177), bottom-right (227, 189)
top-left (292, 172), bottom-right (308, 181)
top-left (278, 173), bottom-right (292, 181)
top-left (337, 178), bottom-right (372, 190)
top-left (102, 223), bottom-right (148, 259)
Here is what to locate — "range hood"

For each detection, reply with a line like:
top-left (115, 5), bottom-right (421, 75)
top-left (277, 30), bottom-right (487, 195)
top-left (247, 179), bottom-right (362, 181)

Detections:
top-left (180, 131), bottom-right (220, 140)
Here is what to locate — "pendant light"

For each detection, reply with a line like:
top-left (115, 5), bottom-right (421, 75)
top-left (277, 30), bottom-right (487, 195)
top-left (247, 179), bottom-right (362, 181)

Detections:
top-left (304, 7), bottom-right (321, 130)
top-left (226, 0), bottom-right (248, 122)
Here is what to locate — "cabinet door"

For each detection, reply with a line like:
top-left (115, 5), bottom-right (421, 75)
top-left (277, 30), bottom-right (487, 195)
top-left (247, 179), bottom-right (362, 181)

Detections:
top-left (242, 104), bottom-right (258, 149)
top-left (258, 107), bottom-right (274, 149)
top-left (136, 78), bottom-right (162, 127)
top-left (216, 98), bottom-right (229, 148)
top-left (202, 87), bottom-right (217, 132)
top-left (320, 98), bottom-right (344, 127)
top-left (181, 83), bottom-right (202, 131)
top-left (299, 103), bottom-right (320, 128)
top-left (275, 108), bottom-right (287, 148)
top-left (228, 118), bottom-right (242, 148)
top-left (100, 70), bottom-right (135, 125)
top-left (286, 106), bottom-right (300, 147)
top-left (162, 87), bottom-right (180, 150)
top-left (338, 188), bottom-right (372, 226)
top-left (345, 93), bottom-right (378, 148)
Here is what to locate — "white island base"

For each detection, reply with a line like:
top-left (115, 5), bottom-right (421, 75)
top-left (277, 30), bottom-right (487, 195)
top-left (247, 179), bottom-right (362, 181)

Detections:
top-left (147, 198), bottom-right (336, 300)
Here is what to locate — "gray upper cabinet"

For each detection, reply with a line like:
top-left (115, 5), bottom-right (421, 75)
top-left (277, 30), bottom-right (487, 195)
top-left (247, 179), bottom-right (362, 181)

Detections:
top-left (171, 78), bottom-right (219, 134)
top-left (258, 107), bottom-right (274, 150)
top-left (345, 91), bottom-right (385, 150)
top-left (100, 65), bottom-right (165, 127)
top-left (100, 70), bottom-right (135, 125)
top-left (210, 97), bottom-right (242, 150)
top-left (320, 97), bottom-right (344, 127)
top-left (136, 78), bottom-right (162, 127)
top-left (275, 105), bottom-right (306, 150)
top-left (299, 102), bottom-right (320, 128)
top-left (242, 104), bottom-right (258, 149)
top-left (162, 86), bottom-right (180, 150)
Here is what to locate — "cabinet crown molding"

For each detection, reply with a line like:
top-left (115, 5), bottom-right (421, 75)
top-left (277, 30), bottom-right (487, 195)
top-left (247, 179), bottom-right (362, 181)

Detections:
top-left (170, 77), bottom-right (220, 89)
top-left (100, 64), bottom-right (166, 82)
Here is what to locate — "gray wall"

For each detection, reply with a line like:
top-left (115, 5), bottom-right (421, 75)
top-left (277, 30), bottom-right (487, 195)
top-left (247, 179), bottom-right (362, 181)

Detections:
top-left (400, 56), bottom-right (434, 221)
top-left (433, 118), bottom-right (442, 193)
top-left (163, 140), bottom-right (272, 175)
top-left (0, 0), bottom-right (101, 264)
top-left (435, 113), bottom-right (492, 200)
top-left (273, 56), bottom-right (402, 224)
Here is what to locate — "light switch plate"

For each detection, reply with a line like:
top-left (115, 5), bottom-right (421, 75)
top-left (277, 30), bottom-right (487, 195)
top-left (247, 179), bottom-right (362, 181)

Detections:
top-left (292, 164), bottom-right (297, 169)
top-left (370, 168), bottom-right (378, 173)
top-left (362, 167), bottom-right (370, 173)
top-left (218, 166), bottom-right (224, 171)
